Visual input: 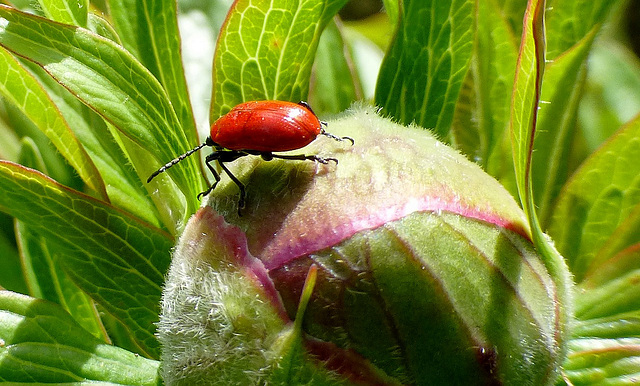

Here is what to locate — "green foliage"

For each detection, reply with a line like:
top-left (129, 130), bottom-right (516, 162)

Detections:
top-left (0, 0), bottom-right (637, 383)
top-left (0, 46), bottom-right (107, 199)
top-left (550, 118), bottom-right (640, 283)
top-left (0, 290), bottom-right (160, 385)
top-left (375, 0), bottom-right (474, 138)
top-left (0, 161), bottom-right (173, 358)
top-left (210, 0), bottom-right (349, 119)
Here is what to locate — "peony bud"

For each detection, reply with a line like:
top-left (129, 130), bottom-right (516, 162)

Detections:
top-left (158, 106), bottom-right (570, 385)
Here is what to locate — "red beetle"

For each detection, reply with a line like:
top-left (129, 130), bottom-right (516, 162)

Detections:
top-left (148, 100), bottom-right (353, 213)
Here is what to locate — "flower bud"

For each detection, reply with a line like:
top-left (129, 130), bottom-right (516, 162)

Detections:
top-left (158, 106), bottom-right (570, 385)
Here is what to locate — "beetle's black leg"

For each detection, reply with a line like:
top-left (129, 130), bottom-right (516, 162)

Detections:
top-left (197, 152), bottom-right (222, 200)
top-left (218, 160), bottom-right (246, 215)
top-left (198, 150), bottom-right (249, 215)
top-left (267, 153), bottom-right (338, 164)
top-left (320, 128), bottom-right (354, 145)
top-left (296, 101), bottom-right (354, 146)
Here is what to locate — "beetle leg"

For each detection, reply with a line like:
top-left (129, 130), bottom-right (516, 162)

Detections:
top-left (267, 153), bottom-right (338, 165)
top-left (320, 129), bottom-right (355, 146)
top-left (203, 150), bottom-right (249, 215)
top-left (197, 152), bottom-right (222, 200)
top-left (218, 160), bottom-right (247, 215)
top-left (296, 101), bottom-right (354, 146)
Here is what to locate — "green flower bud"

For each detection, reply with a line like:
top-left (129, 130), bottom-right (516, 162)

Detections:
top-left (158, 106), bottom-right (570, 385)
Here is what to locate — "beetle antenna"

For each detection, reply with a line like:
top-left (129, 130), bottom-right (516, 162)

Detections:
top-left (321, 128), bottom-right (354, 146)
top-left (147, 140), bottom-right (210, 183)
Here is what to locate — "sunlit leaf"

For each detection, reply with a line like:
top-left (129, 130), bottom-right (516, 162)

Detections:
top-left (375, 0), bottom-right (474, 138)
top-left (0, 45), bottom-right (107, 200)
top-left (0, 161), bottom-right (174, 358)
top-left (564, 336), bottom-right (640, 385)
top-left (545, 0), bottom-right (617, 59)
top-left (109, 0), bottom-right (199, 147)
top-left (453, 0), bottom-right (517, 175)
top-left (309, 19), bottom-right (360, 116)
top-left (533, 29), bottom-right (597, 226)
top-left (566, 245), bottom-right (640, 384)
top-left (0, 290), bottom-right (161, 384)
top-left (508, 0), bottom-right (573, 374)
top-left (0, 5), bottom-right (205, 230)
top-left (210, 0), bottom-right (349, 119)
top-left (23, 60), bottom-right (162, 227)
top-left (38, 0), bottom-right (88, 26)
top-left (16, 137), bottom-right (107, 341)
top-left (549, 115), bottom-right (640, 282)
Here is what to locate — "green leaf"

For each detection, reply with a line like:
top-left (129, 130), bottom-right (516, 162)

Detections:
top-left (566, 245), bottom-right (640, 383)
top-left (87, 12), bottom-right (122, 43)
top-left (16, 221), bottom-right (108, 342)
top-left (16, 135), bottom-right (47, 175)
top-left (22, 58), bottom-right (162, 227)
top-left (381, 0), bottom-right (398, 27)
top-left (108, 0), bottom-right (199, 147)
top-left (548, 115), bottom-right (640, 282)
top-left (564, 337), bottom-right (640, 385)
top-left (509, 0), bottom-right (544, 211)
top-left (1, 101), bottom-right (81, 189)
top-left (374, 0), bottom-right (474, 138)
top-left (451, 71), bottom-right (483, 166)
top-left (0, 290), bottom-right (161, 385)
top-left (545, 0), bottom-right (617, 59)
top-left (106, 0), bottom-right (145, 60)
top-left (0, 101), bottom-right (21, 161)
top-left (530, 0), bottom-right (622, 226)
top-left (594, 204), bottom-right (640, 268)
top-left (492, 0), bottom-right (527, 37)
top-left (454, 0), bottom-right (517, 176)
top-left (37, 0), bottom-right (89, 26)
top-left (309, 19), bottom-right (360, 116)
top-left (16, 137), bottom-right (107, 342)
top-left (508, 0), bottom-right (573, 373)
top-left (0, 45), bottom-right (108, 200)
top-left (341, 26), bottom-right (384, 102)
top-left (267, 265), bottom-right (345, 385)
top-left (477, 0), bottom-right (519, 155)
top-left (575, 245), bottom-right (640, 320)
top-left (343, 7), bottom-right (393, 52)
top-left (0, 5), bottom-right (205, 229)
top-left (0, 161), bottom-right (174, 358)
top-left (29, 50), bottom-right (164, 225)
top-left (100, 309), bottom-right (146, 359)
top-left (0, 215), bottom-right (25, 294)
top-left (532, 29), bottom-right (597, 227)
top-left (210, 0), bottom-right (349, 119)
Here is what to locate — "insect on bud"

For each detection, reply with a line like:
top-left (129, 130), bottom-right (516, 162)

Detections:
top-left (158, 106), bottom-right (571, 385)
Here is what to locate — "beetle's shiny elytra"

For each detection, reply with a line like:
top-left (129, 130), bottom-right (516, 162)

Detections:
top-left (147, 100), bottom-right (353, 215)
top-left (211, 100), bottom-right (323, 152)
